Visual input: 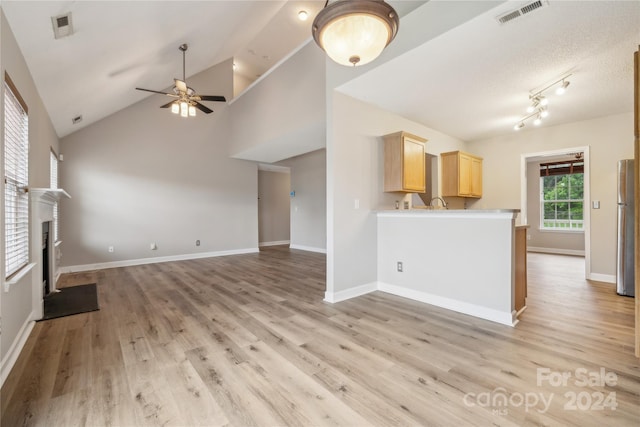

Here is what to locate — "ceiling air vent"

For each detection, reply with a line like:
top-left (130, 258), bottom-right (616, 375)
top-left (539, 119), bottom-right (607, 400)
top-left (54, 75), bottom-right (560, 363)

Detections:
top-left (71, 115), bottom-right (82, 125)
top-left (51, 13), bottom-right (74, 39)
top-left (496, 0), bottom-right (549, 25)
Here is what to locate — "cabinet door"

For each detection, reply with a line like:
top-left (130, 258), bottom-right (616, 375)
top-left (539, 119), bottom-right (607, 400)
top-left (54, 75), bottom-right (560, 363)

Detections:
top-left (458, 154), bottom-right (472, 196)
top-left (403, 137), bottom-right (426, 191)
top-left (470, 157), bottom-right (483, 196)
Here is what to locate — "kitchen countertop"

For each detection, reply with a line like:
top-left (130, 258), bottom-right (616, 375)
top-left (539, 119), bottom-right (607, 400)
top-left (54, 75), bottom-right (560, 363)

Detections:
top-left (376, 208), bottom-right (520, 219)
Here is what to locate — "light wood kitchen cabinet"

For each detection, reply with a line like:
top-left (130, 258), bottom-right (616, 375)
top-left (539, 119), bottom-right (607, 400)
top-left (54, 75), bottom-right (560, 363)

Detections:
top-left (441, 150), bottom-right (483, 198)
top-left (383, 131), bottom-right (427, 193)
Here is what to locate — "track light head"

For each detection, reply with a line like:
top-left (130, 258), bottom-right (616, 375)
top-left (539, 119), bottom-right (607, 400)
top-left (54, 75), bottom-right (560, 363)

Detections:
top-left (556, 80), bottom-right (570, 95)
top-left (533, 115), bottom-right (542, 126)
top-left (514, 122), bottom-right (525, 131)
top-left (539, 96), bottom-right (548, 106)
top-left (540, 107), bottom-right (549, 118)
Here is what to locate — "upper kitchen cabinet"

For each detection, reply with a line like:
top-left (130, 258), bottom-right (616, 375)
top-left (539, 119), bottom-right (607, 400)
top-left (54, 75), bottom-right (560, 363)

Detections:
top-left (441, 150), bottom-right (483, 198)
top-left (383, 131), bottom-right (427, 193)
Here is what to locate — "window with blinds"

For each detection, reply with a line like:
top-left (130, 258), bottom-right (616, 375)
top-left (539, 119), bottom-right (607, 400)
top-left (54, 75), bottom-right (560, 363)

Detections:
top-left (50, 150), bottom-right (59, 242)
top-left (4, 76), bottom-right (30, 278)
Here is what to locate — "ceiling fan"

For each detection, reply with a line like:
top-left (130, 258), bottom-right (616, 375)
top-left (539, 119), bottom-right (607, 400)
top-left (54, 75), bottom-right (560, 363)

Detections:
top-left (135, 44), bottom-right (226, 117)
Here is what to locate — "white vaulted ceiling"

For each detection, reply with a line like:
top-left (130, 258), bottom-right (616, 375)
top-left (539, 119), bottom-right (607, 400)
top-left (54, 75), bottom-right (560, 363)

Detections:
top-left (4, 1), bottom-right (637, 142)
top-left (1, 0), bottom-right (425, 138)
top-left (3, 1), bottom-right (286, 137)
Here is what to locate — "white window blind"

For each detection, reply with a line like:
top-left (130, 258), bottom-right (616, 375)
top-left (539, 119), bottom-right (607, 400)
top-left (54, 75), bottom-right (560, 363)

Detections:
top-left (4, 79), bottom-right (30, 278)
top-left (50, 150), bottom-right (59, 242)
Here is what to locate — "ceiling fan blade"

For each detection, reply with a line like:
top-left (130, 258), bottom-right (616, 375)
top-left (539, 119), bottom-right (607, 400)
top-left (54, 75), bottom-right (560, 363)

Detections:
top-left (175, 79), bottom-right (187, 93)
top-left (159, 101), bottom-right (175, 109)
top-left (136, 87), bottom-right (177, 97)
top-left (199, 95), bottom-right (227, 102)
top-left (193, 102), bottom-right (213, 114)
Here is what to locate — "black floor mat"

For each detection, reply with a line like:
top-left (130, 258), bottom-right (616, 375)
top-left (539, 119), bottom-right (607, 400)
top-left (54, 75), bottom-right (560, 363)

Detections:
top-left (42, 283), bottom-right (99, 320)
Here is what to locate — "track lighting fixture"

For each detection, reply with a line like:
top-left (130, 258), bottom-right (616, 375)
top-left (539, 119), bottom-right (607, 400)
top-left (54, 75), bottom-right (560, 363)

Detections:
top-left (514, 74), bottom-right (572, 131)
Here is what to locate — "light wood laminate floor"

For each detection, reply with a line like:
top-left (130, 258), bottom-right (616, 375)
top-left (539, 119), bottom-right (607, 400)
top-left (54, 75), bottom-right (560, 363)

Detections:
top-left (1, 248), bottom-right (638, 426)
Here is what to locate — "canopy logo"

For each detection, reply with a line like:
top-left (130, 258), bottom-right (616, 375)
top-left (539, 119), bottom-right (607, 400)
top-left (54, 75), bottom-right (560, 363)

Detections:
top-left (462, 367), bottom-right (618, 416)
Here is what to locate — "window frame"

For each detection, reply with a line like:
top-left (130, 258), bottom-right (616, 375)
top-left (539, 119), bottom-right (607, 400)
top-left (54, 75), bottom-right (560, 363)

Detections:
top-left (50, 149), bottom-right (59, 243)
top-left (4, 72), bottom-right (30, 279)
top-left (539, 171), bottom-right (584, 232)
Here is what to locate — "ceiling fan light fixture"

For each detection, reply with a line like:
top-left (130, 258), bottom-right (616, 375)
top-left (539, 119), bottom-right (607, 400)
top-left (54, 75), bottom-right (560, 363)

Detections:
top-left (171, 102), bottom-right (179, 114)
top-left (180, 101), bottom-right (189, 117)
top-left (188, 105), bottom-right (196, 117)
top-left (312, 0), bottom-right (399, 67)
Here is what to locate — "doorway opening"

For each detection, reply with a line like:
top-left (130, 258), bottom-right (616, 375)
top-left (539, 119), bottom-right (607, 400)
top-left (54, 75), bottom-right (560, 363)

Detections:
top-left (258, 164), bottom-right (291, 248)
top-left (521, 146), bottom-right (590, 279)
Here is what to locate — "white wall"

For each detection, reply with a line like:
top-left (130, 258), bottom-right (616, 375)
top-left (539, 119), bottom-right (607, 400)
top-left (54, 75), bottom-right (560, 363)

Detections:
top-left (470, 112), bottom-right (634, 278)
top-left (59, 59), bottom-right (259, 269)
top-left (258, 170), bottom-right (290, 245)
top-left (377, 212), bottom-right (515, 325)
top-left (327, 92), bottom-right (467, 297)
top-left (233, 72), bottom-right (253, 99)
top-left (229, 42), bottom-right (326, 163)
top-left (1, 10), bottom-right (60, 383)
top-left (278, 149), bottom-right (327, 252)
top-left (526, 160), bottom-right (585, 254)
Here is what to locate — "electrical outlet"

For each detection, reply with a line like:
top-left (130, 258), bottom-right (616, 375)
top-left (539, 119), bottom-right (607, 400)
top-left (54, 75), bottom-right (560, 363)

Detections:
top-left (196, 240), bottom-right (200, 246)
top-left (397, 261), bottom-right (403, 272)
top-left (108, 246), bottom-right (114, 253)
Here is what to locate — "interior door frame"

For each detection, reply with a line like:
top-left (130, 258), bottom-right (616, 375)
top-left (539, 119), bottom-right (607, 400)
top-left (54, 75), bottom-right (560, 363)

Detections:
top-left (520, 145), bottom-right (591, 280)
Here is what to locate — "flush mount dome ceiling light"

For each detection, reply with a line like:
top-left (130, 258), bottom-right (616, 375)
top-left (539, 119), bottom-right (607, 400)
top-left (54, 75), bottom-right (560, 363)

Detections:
top-left (312, 0), bottom-right (399, 67)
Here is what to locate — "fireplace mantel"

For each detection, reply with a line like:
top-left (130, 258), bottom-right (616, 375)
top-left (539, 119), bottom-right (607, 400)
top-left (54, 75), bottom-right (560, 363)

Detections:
top-left (30, 188), bottom-right (71, 206)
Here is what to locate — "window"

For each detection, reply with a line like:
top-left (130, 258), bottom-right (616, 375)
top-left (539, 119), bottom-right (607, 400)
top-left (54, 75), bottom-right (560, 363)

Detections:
top-left (50, 150), bottom-right (59, 242)
top-left (4, 74), bottom-right (30, 278)
top-left (540, 160), bottom-right (584, 230)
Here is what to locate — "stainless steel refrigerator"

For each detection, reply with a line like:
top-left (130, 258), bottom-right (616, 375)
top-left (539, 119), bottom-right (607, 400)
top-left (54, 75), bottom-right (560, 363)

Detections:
top-left (616, 159), bottom-right (635, 297)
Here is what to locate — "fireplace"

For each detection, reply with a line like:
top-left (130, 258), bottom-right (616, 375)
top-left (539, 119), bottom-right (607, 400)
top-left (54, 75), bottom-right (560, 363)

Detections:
top-left (30, 188), bottom-right (70, 319)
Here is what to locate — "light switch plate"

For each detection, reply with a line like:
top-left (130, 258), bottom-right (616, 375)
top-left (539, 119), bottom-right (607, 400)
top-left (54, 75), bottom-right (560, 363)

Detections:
top-left (592, 200), bottom-right (600, 209)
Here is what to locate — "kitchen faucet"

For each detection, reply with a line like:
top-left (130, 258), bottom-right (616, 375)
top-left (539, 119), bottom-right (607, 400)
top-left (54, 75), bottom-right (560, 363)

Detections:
top-left (430, 196), bottom-right (448, 209)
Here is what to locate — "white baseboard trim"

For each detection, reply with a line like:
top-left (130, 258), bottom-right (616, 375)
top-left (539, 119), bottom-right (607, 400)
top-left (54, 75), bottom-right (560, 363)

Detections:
top-left (588, 273), bottom-right (616, 284)
top-left (259, 240), bottom-right (290, 247)
top-left (289, 244), bottom-right (327, 254)
top-left (324, 282), bottom-right (377, 303)
top-left (378, 282), bottom-right (517, 327)
top-left (527, 246), bottom-right (585, 256)
top-left (58, 248), bottom-right (260, 274)
top-left (323, 281), bottom-right (516, 326)
top-left (1, 314), bottom-right (35, 388)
